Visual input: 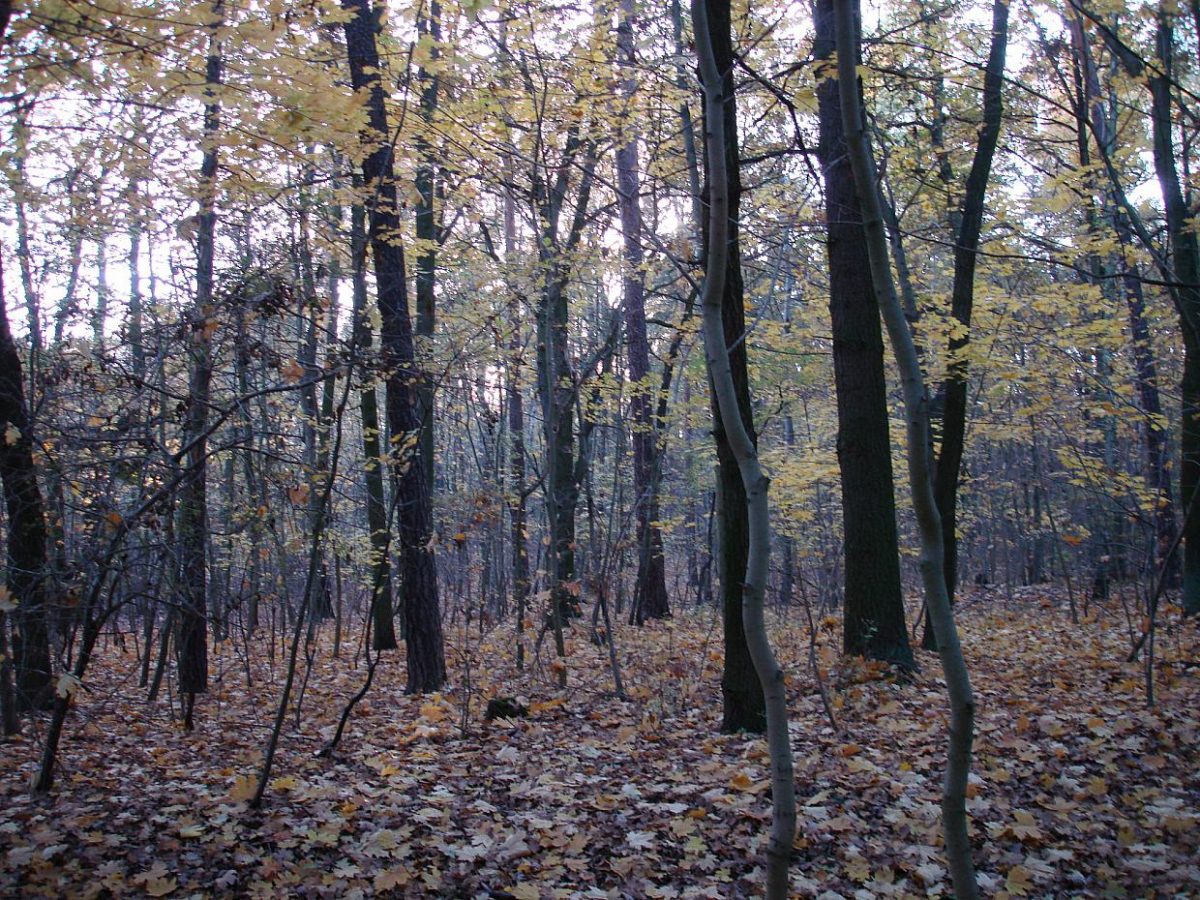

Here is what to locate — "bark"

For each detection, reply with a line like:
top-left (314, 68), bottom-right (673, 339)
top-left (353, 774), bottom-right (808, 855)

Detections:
top-left (815, 0), bottom-right (913, 670)
top-left (616, 0), bottom-right (669, 623)
top-left (692, 0), bottom-right (766, 735)
top-left (693, 1), bottom-right (795, 894)
top-left (503, 205), bottom-right (531, 672)
top-left (351, 195), bottom-right (398, 651)
top-left (342, 0), bottom-right (445, 691)
top-left (0, 254), bottom-right (51, 712)
top-left (531, 129), bottom-right (597, 662)
top-left (1081, 1), bottom-right (1200, 614)
top-left (833, 1), bottom-right (978, 893)
top-left (127, 178), bottom-right (146, 382)
top-left (415, 0), bottom-right (440, 500)
top-left (176, 0), bottom-right (223, 714)
top-left (925, 0), bottom-right (1008, 648)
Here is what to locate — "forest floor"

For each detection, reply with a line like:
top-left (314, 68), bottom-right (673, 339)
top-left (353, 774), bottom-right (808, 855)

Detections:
top-left (0, 587), bottom-right (1197, 899)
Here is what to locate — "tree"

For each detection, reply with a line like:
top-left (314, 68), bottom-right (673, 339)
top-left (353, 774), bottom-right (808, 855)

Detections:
top-left (615, 0), bottom-right (670, 624)
top-left (1074, 0), bottom-right (1200, 615)
top-left (0, 253), bottom-right (51, 715)
top-left (926, 0), bottom-right (1009, 645)
top-left (814, 0), bottom-right (913, 670)
top-left (833, 0), bottom-right (978, 891)
top-left (692, 0), bottom-right (766, 734)
top-left (342, 0), bottom-right (446, 693)
top-left (174, 0), bottom-right (222, 729)
top-left (693, 0), bottom-right (794, 893)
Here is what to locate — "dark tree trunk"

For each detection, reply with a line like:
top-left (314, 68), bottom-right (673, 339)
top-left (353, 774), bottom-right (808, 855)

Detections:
top-left (815, 0), bottom-right (913, 670)
top-left (415, 0), bottom-right (440, 501)
top-left (926, 0), bottom-right (1008, 648)
top-left (616, 0), bottom-right (669, 624)
top-left (1086, 6), bottom-right (1200, 615)
top-left (500, 163), bottom-right (530, 670)
top-left (351, 195), bottom-right (398, 651)
top-left (697, 0), bottom-right (765, 734)
top-left (343, 0), bottom-right (445, 691)
top-left (0, 254), bottom-right (51, 714)
top-left (176, 2), bottom-right (223, 717)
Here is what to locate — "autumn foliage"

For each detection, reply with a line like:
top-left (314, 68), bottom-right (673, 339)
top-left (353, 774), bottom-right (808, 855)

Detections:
top-left (0, 593), bottom-right (1195, 897)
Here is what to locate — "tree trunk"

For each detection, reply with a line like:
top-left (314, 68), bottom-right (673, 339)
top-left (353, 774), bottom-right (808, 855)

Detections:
top-left (693, 3), bottom-right (795, 894)
top-left (415, 0), bottom-right (440, 503)
top-left (815, 0), bottom-right (913, 670)
top-left (616, 0), bottom-right (669, 624)
top-left (925, 0), bottom-right (1008, 648)
top-left (0, 253), bottom-right (51, 713)
top-left (175, 0), bottom-right (223, 721)
top-left (350, 194), bottom-right (398, 651)
top-left (342, 0), bottom-right (445, 691)
top-left (692, 0), bottom-right (766, 737)
top-left (833, 2), bottom-right (978, 892)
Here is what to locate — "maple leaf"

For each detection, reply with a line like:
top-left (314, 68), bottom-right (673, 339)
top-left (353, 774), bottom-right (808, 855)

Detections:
top-left (143, 876), bottom-right (177, 897)
top-left (1005, 863), bottom-right (1033, 896)
top-left (373, 866), bottom-right (410, 891)
top-left (228, 775), bottom-right (258, 802)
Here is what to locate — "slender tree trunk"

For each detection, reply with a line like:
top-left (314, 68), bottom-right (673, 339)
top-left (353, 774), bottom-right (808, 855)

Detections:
top-left (349, 194), bottom-right (398, 651)
top-left (833, 2), bottom-right (978, 893)
top-left (1085, 4), bottom-right (1200, 614)
top-left (502, 176), bottom-right (531, 671)
top-left (415, 0), bottom-right (441, 501)
top-left (342, 0), bottom-right (445, 691)
top-left (176, 1), bottom-right (223, 725)
top-left (692, 0), bottom-right (766, 737)
top-left (616, 0), bottom-right (669, 624)
top-left (815, 0), bottom-right (913, 670)
top-left (693, 3), bottom-right (795, 895)
top-left (127, 177), bottom-right (146, 382)
top-left (930, 0), bottom-right (1008, 625)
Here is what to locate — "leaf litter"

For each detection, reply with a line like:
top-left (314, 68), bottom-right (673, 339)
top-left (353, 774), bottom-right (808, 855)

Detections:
top-left (0, 590), bottom-right (1196, 898)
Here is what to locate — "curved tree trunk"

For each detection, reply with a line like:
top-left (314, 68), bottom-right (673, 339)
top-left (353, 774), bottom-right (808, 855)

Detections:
top-left (833, 1), bottom-right (979, 893)
top-left (925, 0), bottom-right (1008, 647)
top-left (693, 2), bottom-right (795, 894)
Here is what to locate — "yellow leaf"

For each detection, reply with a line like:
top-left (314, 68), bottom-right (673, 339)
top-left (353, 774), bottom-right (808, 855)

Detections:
top-left (3, 424), bottom-right (20, 445)
top-left (374, 867), bottom-right (410, 892)
top-left (419, 702), bottom-right (446, 722)
top-left (728, 771), bottom-right (754, 791)
top-left (144, 876), bottom-right (177, 897)
top-left (229, 774), bottom-right (258, 802)
top-left (1005, 864), bottom-right (1033, 895)
top-left (178, 824), bottom-right (205, 839)
top-left (280, 359), bottom-right (305, 383)
top-left (0, 586), bottom-right (16, 612)
top-left (269, 775), bottom-right (299, 791)
top-left (507, 884), bottom-right (540, 900)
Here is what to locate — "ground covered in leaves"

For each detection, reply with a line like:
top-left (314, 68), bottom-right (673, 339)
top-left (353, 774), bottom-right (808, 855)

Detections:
top-left (0, 589), bottom-right (1197, 898)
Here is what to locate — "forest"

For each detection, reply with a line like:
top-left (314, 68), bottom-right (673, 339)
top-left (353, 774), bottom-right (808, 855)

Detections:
top-left (0, 0), bottom-right (1197, 896)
